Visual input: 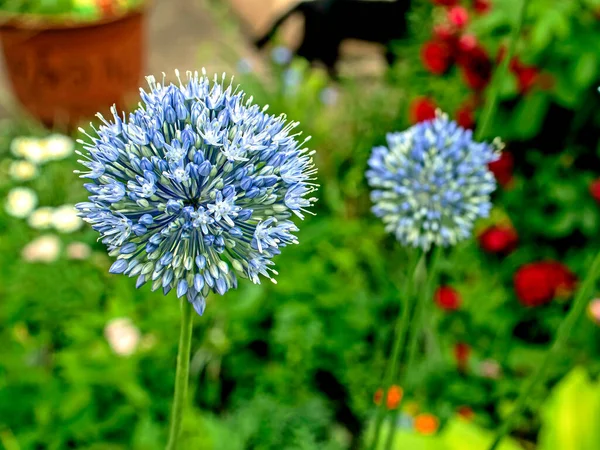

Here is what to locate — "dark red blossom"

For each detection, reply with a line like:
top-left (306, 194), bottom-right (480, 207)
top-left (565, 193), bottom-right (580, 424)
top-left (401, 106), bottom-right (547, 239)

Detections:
top-left (454, 342), bottom-right (470, 372)
top-left (434, 286), bottom-right (462, 311)
top-left (456, 103), bottom-right (475, 129)
top-left (488, 151), bottom-right (514, 188)
top-left (514, 262), bottom-right (577, 307)
top-left (458, 45), bottom-right (492, 91)
top-left (421, 40), bottom-right (453, 75)
top-left (478, 225), bottom-right (518, 255)
top-left (473, 0), bottom-right (492, 14)
top-left (590, 179), bottom-right (600, 204)
top-left (410, 97), bottom-right (437, 124)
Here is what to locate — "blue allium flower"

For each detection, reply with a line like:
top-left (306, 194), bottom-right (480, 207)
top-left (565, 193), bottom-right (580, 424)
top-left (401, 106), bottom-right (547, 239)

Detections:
top-left (76, 70), bottom-right (317, 315)
top-left (366, 113), bottom-right (500, 251)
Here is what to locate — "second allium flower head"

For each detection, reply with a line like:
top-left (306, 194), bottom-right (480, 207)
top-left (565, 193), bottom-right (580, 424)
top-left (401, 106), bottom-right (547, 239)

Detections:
top-left (367, 113), bottom-right (499, 250)
top-left (76, 71), bottom-right (317, 315)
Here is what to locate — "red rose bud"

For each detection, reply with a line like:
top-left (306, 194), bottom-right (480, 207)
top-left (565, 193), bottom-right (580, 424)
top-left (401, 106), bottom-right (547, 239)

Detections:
top-left (421, 40), bottom-right (453, 75)
top-left (589, 179), bottom-right (600, 204)
top-left (409, 97), bottom-right (438, 124)
top-left (488, 151), bottom-right (514, 188)
top-left (456, 104), bottom-right (475, 129)
top-left (514, 261), bottom-right (576, 307)
top-left (454, 342), bottom-right (470, 372)
top-left (434, 286), bottom-right (462, 311)
top-left (473, 0), bottom-right (492, 14)
top-left (447, 6), bottom-right (469, 29)
top-left (478, 225), bottom-right (518, 255)
top-left (458, 45), bottom-right (492, 91)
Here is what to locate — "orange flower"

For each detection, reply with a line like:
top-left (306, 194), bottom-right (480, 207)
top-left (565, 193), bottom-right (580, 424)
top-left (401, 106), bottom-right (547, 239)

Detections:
top-left (373, 385), bottom-right (404, 410)
top-left (414, 413), bottom-right (440, 435)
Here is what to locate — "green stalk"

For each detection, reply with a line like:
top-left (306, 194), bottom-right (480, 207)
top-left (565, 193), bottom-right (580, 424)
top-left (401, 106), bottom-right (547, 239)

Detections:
top-left (383, 247), bottom-right (442, 450)
top-left (369, 252), bottom-right (424, 450)
top-left (166, 298), bottom-right (195, 450)
top-left (488, 252), bottom-right (600, 450)
top-left (475, 0), bottom-right (530, 142)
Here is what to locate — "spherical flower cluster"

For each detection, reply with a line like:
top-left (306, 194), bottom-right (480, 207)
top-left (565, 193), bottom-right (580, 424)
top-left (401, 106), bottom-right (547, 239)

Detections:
top-left (366, 113), bottom-right (499, 250)
top-left (76, 71), bottom-right (317, 316)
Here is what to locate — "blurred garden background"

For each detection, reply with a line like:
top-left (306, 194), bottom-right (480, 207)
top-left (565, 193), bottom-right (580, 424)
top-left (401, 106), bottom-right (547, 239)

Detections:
top-left (1, 0), bottom-right (600, 449)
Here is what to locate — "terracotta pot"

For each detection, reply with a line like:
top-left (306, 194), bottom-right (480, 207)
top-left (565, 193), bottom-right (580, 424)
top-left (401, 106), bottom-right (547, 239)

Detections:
top-left (0, 10), bottom-right (146, 127)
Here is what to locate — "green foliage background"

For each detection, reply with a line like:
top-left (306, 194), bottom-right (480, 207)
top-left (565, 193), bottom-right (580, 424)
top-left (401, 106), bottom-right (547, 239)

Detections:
top-left (1, 0), bottom-right (600, 448)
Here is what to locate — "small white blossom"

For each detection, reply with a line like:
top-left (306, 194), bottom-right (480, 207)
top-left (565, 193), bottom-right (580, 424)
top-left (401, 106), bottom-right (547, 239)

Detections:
top-left (66, 241), bottom-right (92, 260)
top-left (22, 234), bottom-right (61, 263)
top-left (52, 205), bottom-right (83, 233)
top-left (28, 207), bottom-right (54, 229)
top-left (104, 318), bottom-right (141, 356)
top-left (5, 187), bottom-right (37, 218)
top-left (9, 160), bottom-right (39, 181)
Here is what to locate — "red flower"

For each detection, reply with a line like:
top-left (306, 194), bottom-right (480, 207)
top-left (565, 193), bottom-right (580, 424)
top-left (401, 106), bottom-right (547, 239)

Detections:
top-left (488, 151), bottom-right (514, 188)
top-left (421, 40), bottom-right (453, 75)
top-left (514, 262), bottom-right (577, 307)
top-left (454, 342), bottom-right (470, 372)
top-left (473, 0), bottom-right (492, 14)
top-left (374, 385), bottom-right (404, 410)
top-left (590, 179), bottom-right (600, 204)
top-left (432, 0), bottom-right (460, 6)
top-left (457, 406), bottom-right (475, 421)
top-left (478, 225), bottom-right (518, 255)
top-left (456, 103), bottom-right (475, 129)
top-left (542, 261), bottom-right (577, 299)
top-left (516, 67), bottom-right (539, 93)
top-left (447, 6), bottom-right (470, 29)
top-left (435, 286), bottom-right (462, 311)
top-left (458, 45), bottom-right (492, 91)
top-left (409, 97), bottom-right (437, 124)
top-left (457, 34), bottom-right (478, 54)
top-left (433, 24), bottom-right (456, 42)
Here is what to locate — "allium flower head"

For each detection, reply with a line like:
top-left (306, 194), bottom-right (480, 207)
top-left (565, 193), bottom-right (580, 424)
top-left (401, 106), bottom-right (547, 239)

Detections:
top-left (366, 113), bottom-right (499, 250)
top-left (76, 70), bottom-right (317, 315)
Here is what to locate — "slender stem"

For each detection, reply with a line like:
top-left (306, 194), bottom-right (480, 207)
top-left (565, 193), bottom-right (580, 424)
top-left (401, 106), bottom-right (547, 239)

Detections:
top-left (166, 298), bottom-right (195, 450)
top-left (384, 247), bottom-right (442, 450)
top-left (404, 248), bottom-right (442, 383)
top-left (475, 0), bottom-right (529, 142)
top-left (488, 252), bottom-right (600, 450)
top-left (369, 251), bottom-right (423, 450)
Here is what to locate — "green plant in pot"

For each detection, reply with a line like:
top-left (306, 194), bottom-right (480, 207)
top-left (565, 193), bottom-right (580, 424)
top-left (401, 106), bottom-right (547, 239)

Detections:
top-left (0, 0), bottom-right (148, 128)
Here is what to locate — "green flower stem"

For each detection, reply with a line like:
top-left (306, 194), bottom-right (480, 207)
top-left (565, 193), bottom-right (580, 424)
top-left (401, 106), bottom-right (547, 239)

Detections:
top-left (384, 247), bottom-right (442, 450)
top-left (475, 0), bottom-right (529, 142)
top-left (166, 298), bottom-right (194, 450)
top-left (369, 252), bottom-right (424, 450)
top-left (404, 248), bottom-right (441, 382)
top-left (488, 252), bottom-right (600, 450)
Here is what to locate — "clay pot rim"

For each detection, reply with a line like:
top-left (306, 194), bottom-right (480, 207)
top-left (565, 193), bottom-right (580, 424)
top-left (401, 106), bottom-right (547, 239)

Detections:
top-left (0, 2), bottom-right (148, 31)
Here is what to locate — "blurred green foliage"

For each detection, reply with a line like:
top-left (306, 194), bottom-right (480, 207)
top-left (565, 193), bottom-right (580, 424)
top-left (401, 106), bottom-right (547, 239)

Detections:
top-left (1, 0), bottom-right (600, 448)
